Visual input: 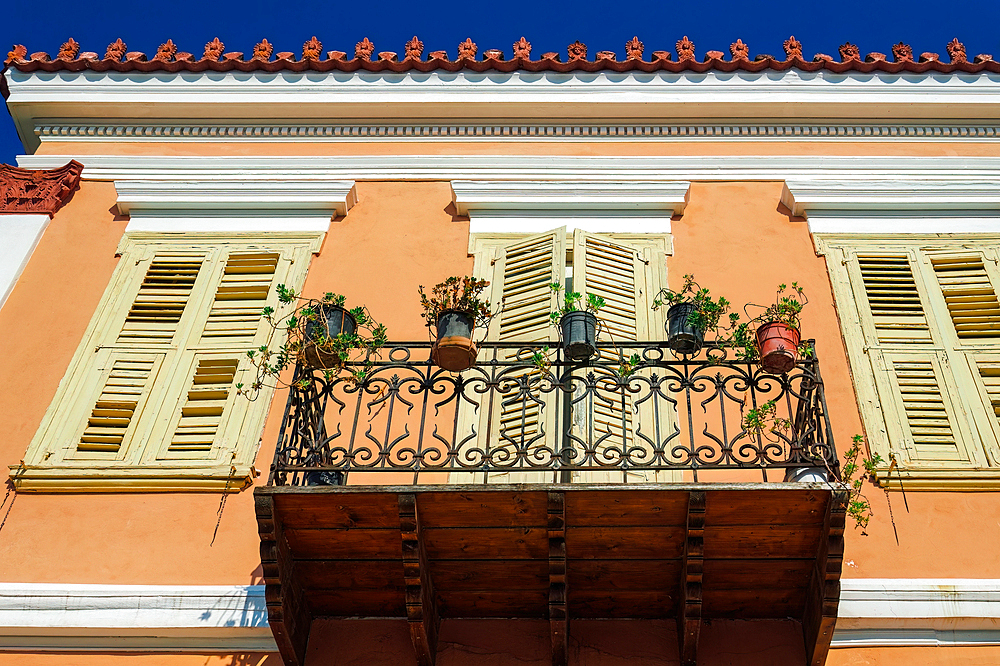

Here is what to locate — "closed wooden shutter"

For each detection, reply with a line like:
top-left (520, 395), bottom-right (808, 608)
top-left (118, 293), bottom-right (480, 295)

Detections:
top-left (835, 244), bottom-right (996, 477)
top-left (72, 351), bottom-right (164, 459)
top-left (484, 230), bottom-right (565, 480)
top-left (200, 252), bottom-right (280, 347)
top-left (856, 254), bottom-right (932, 345)
top-left (930, 254), bottom-right (1000, 341)
top-left (117, 256), bottom-right (204, 346)
top-left (571, 230), bottom-right (673, 482)
top-left (20, 234), bottom-right (320, 490)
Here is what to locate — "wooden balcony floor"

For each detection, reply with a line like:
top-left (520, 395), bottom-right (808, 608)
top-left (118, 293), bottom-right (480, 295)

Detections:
top-left (256, 483), bottom-right (846, 666)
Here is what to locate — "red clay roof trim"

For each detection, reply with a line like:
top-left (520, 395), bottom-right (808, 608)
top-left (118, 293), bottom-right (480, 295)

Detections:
top-left (5, 36), bottom-right (999, 75)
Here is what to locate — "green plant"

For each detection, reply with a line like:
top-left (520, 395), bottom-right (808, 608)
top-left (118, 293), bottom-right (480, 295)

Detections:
top-left (740, 399), bottom-right (792, 444)
top-left (617, 353), bottom-right (643, 378)
top-left (237, 288), bottom-right (387, 398)
top-left (530, 346), bottom-right (552, 372)
top-left (549, 283), bottom-right (606, 322)
top-left (842, 434), bottom-right (884, 535)
top-left (651, 274), bottom-right (737, 337)
top-left (419, 276), bottom-right (494, 329)
top-left (727, 283), bottom-right (810, 362)
top-left (749, 282), bottom-right (809, 330)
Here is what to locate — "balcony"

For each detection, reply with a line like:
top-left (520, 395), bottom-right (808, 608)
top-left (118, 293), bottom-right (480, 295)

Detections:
top-left (255, 341), bottom-right (847, 666)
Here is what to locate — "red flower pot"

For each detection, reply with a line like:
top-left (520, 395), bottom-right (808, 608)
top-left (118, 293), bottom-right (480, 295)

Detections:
top-left (756, 321), bottom-right (800, 374)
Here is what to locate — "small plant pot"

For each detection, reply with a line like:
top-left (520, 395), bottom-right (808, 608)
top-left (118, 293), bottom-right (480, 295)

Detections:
top-left (560, 311), bottom-right (598, 361)
top-left (756, 321), bottom-right (801, 374)
top-left (666, 302), bottom-right (705, 355)
top-left (432, 310), bottom-right (478, 371)
top-left (305, 470), bottom-right (344, 486)
top-left (300, 304), bottom-right (357, 369)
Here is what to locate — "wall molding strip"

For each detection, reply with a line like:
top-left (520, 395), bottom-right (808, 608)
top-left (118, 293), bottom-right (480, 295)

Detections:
top-left (31, 121), bottom-right (1000, 144)
top-left (21, 155), bottom-right (1000, 184)
top-left (2, 579), bottom-right (1000, 652)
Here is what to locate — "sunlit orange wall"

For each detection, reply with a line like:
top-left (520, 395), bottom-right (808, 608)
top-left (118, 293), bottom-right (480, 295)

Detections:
top-left (2, 154), bottom-right (1000, 664)
top-left (2, 177), bottom-right (999, 580)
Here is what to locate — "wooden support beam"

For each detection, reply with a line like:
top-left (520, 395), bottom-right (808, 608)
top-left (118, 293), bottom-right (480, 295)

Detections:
top-left (804, 489), bottom-right (848, 666)
top-left (400, 493), bottom-right (439, 666)
top-left (256, 493), bottom-right (310, 666)
top-left (548, 490), bottom-right (568, 666)
top-left (677, 490), bottom-right (705, 666)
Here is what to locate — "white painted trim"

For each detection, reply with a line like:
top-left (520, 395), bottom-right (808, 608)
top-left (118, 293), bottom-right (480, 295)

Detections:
top-left (2, 579), bottom-right (999, 652)
top-left (468, 214), bottom-right (675, 234)
top-left (33, 121), bottom-right (1000, 144)
top-left (116, 179), bottom-right (357, 216)
top-left (830, 579), bottom-right (1000, 648)
top-left (452, 180), bottom-right (689, 214)
top-left (0, 213), bottom-right (50, 312)
top-left (783, 179), bottom-right (1000, 215)
top-left (123, 216), bottom-right (336, 233)
top-left (22, 155), bottom-right (1000, 184)
top-left (0, 583), bottom-right (276, 652)
top-left (807, 213), bottom-right (1000, 235)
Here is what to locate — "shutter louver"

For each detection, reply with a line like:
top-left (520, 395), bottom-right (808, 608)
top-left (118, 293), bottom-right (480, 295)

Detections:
top-left (200, 252), bottom-right (280, 346)
top-left (117, 256), bottom-right (202, 345)
top-left (978, 362), bottom-right (1000, 421)
top-left (931, 255), bottom-right (1000, 341)
top-left (169, 358), bottom-right (239, 454)
top-left (892, 358), bottom-right (964, 461)
top-left (858, 255), bottom-right (931, 344)
top-left (79, 357), bottom-right (156, 453)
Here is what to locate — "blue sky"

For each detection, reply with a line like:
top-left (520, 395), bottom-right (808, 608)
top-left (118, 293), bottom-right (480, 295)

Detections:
top-left (3, 0), bottom-right (1000, 164)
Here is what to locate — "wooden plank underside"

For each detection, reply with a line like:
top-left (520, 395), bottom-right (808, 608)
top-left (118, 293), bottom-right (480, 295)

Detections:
top-left (258, 484), bottom-right (840, 665)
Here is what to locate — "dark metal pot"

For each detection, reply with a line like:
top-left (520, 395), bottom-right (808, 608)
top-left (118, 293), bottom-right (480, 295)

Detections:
top-left (301, 304), bottom-right (358, 369)
top-left (560, 311), bottom-right (598, 361)
top-left (666, 302), bottom-right (705, 355)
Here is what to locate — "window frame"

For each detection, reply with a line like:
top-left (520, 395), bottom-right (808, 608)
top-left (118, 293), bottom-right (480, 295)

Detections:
top-left (11, 231), bottom-right (324, 492)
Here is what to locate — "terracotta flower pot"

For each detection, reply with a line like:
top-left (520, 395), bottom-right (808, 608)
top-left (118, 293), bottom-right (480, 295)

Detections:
top-left (560, 311), bottom-right (598, 361)
top-left (756, 321), bottom-right (800, 374)
top-left (300, 304), bottom-right (357, 369)
top-left (666, 302), bottom-right (704, 355)
top-left (432, 310), bottom-right (478, 371)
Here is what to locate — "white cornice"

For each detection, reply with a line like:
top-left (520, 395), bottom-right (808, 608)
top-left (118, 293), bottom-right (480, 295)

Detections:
top-left (453, 180), bottom-right (687, 233)
top-left (21, 155), bottom-right (1000, 183)
top-left (783, 178), bottom-right (1000, 234)
top-left (452, 180), bottom-right (690, 214)
top-left (115, 179), bottom-right (357, 216)
top-left (782, 179), bottom-right (1000, 215)
top-left (8, 69), bottom-right (1000, 152)
top-left (2, 580), bottom-right (999, 652)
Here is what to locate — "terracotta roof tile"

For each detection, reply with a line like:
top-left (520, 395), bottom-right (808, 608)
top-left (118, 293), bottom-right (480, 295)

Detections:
top-left (4, 36), bottom-right (998, 75)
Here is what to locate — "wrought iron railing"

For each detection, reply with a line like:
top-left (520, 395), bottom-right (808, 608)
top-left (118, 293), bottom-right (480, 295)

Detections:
top-left (267, 341), bottom-right (839, 486)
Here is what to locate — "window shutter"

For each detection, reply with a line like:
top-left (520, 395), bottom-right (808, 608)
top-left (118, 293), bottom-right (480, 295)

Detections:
top-left (930, 254), bottom-right (1000, 342)
top-left (166, 357), bottom-right (240, 456)
top-left (200, 252), bottom-right (281, 347)
top-left (845, 249), bottom-right (984, 470)
top-left (116, 255), bottom-right (205, 346)
top-left (855, 254), bottom-right (932, 345)
top-left (478, 229), bottom-right (565, 481)
top-left (571, 230), bottom-right (674, 482)
top-left (72, 351), bottom-right (165, 459)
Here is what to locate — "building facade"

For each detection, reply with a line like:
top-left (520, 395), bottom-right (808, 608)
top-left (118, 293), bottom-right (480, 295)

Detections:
top-left (2, 34), bottom-right (1000, 665)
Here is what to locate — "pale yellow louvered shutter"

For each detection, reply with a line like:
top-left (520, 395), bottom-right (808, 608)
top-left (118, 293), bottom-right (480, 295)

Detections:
top-left (817, 239), bottom-right (1000, 488)
top-left (17, 235), bottom-right (320, 491)
top-left (465, 230), bottom-right (565, 483)
top-left (145, 249), bottom-right (294, 466)
top-left (571, 230), bottom-right (675, 482)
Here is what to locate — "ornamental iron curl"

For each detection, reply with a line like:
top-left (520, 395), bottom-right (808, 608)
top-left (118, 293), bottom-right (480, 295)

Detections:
top-left (267, 340), bottom-right (839, 486)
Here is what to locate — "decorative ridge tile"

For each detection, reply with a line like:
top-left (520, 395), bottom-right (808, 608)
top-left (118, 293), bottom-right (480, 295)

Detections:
top-left (3, 36), bottom-right (996, 76)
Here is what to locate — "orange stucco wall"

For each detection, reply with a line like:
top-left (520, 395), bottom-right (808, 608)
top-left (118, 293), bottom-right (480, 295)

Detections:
top-left (3, 160), bottom-right (1000, 663)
